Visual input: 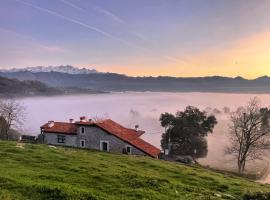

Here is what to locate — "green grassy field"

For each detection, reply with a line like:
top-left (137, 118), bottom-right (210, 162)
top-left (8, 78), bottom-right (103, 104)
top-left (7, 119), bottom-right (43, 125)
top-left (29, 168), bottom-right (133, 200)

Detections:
top-left (0, 141), bottom-right (269, 200)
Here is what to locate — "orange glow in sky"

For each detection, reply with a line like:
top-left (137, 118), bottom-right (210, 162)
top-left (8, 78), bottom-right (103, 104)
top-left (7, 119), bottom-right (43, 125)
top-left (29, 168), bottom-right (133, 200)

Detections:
top-left (2, 0), bottom-right (270, 78)
top-left (86, 30), bottom-right (270, 78)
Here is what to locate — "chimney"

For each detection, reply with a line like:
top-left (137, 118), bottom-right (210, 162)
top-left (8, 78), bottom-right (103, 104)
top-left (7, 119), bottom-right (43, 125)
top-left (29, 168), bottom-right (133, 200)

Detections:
top-left (69, 118), bottom-right (74, 123)
top-left (48, 120), bottom-right (54, 128)
top-left (135, 125), bottom-right (139, 131)
top-left (80, 116), bottom-right (87, 122)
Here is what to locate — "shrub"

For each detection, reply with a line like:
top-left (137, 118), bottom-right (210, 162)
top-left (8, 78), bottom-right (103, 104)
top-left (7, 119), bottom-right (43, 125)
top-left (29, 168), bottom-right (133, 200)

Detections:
top-left (243, 192), bottom-right (270, 200)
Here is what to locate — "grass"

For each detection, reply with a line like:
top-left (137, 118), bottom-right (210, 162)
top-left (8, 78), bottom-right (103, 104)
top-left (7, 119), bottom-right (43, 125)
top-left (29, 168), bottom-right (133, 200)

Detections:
top-left (0, 141), bottom-right (269, 200)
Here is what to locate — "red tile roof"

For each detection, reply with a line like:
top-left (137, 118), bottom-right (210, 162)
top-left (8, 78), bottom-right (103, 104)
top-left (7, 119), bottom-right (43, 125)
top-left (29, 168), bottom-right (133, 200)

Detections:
top-left (41, 119), bottom-right (160, 158)
top-left (129, 137), bottom-right (160, 158)
top-left (41, 122), bottom-right (77, 135)
top-left (96, 119), bottom-right (143, 140)
top-left (95, 120), bottom-right (160, 158)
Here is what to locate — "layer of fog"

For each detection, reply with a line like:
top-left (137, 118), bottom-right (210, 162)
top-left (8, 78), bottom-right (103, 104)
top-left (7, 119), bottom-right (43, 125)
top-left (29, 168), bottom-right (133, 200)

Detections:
top-left (17, 92), bottom-right (270, 181)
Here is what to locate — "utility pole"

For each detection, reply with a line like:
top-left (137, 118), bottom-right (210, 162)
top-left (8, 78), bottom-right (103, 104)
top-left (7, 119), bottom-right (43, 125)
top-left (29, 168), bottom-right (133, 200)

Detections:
top-left (193, 148), bottom-right (197, 161)
top-left (168, 125), bottom-right (173, 156)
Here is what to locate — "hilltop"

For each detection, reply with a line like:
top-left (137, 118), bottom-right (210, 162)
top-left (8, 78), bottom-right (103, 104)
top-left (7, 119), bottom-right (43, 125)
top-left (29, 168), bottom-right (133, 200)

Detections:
top-left (0, 141), bottom-right (269, 200)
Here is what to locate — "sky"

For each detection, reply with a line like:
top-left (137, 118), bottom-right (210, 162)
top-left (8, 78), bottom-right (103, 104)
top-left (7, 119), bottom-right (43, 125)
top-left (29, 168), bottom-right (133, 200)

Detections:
top-left (1, 0), bottom-right (270, 78)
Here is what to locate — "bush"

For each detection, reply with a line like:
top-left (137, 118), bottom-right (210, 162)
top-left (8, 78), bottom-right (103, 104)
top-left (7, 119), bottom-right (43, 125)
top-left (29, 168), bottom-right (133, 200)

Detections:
top-left (243, 192), bottom-right (270, 200)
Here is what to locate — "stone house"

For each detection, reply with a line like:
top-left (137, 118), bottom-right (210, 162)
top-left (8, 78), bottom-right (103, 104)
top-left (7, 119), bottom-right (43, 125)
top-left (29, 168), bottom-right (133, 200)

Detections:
top-left (40, 117), bottom-right (160, 158)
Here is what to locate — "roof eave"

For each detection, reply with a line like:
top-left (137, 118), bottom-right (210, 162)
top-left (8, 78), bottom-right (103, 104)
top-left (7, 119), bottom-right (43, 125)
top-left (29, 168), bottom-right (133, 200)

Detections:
top-left (43, 131), bottom-right (77, 135)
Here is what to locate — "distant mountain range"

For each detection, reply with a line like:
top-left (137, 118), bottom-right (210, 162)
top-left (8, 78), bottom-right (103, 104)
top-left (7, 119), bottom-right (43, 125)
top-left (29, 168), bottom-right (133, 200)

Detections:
top-left (1, 65), bottom-right (270, 93)
top-left (0, 65), bottom-right (99, 74)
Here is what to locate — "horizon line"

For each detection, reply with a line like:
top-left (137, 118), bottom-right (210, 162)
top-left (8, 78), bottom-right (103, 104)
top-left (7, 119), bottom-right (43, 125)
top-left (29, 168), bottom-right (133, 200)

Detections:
top-left (0, 65), bottom-right (269, 80)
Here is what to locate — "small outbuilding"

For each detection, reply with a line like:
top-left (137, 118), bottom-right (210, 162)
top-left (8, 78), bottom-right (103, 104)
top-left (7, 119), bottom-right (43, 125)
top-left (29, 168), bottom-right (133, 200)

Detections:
top-left (20, 135), bottom-right (37, 143)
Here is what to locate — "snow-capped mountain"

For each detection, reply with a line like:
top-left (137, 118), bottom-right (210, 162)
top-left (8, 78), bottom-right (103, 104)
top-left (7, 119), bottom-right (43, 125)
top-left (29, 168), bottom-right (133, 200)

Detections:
top-left (0, 65), bottom-right (99, 74)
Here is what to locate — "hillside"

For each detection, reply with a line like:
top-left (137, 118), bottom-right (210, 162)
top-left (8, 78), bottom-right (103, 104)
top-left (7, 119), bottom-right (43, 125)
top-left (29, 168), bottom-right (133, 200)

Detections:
top-left (0, 76), bottom-right (60, 97)
top-left (2, 70), bottom-right (270, 93)
top-left (0, 76), bottom-right (104, 97)
top-left (0, 141), bottom-right (269, 200)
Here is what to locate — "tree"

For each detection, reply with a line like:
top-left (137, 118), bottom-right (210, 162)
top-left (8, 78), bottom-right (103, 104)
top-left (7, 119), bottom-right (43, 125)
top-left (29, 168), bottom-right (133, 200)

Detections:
top-left (0, 100), bottom-right (26, 140)
top-left (212, 108), bottom-right (222, 115)
top-left (160, 106), bottom-right (217, 158)
top-left (223, 106), bottom-right (231, 114)
top-left (226, 98), bottom-right (270, 174)
top-left (0, 116), bottom-right (8, 140)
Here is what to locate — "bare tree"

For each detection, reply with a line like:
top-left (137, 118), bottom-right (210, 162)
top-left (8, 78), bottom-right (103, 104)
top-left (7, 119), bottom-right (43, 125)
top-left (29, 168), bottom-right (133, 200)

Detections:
top-left (92, 115), bottom-right (108, 123)
top-left (0, 116), bottom-right (8, 139)
top-left (226, 97), bottom-right (270, 174)
top-left (0, 100), bottom-right (26, 140)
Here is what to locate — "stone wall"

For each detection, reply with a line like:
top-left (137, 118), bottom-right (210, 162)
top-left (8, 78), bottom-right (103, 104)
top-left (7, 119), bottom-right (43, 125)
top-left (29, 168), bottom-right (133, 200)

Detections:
top-left (77, 126), bottom-right (146, 156)
top-left (43, 132), bottom-right (77, 147)
top-left (43, 125), bottom-right (147, 156)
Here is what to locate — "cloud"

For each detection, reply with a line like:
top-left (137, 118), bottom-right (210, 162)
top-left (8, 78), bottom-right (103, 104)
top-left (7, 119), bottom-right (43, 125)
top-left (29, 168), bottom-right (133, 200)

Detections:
top-left (16, 0), bottom-right (147, 51)
top-left (131, 32), bottom-right (149, 42)
top-left (59, 0), bottom-right (125, 24)
top-left (58, 0), bottom-right (151, 44)
top-left (164, 56), bottom-right (180, 63)
top-left (0, 27), bottom-right (33, 40)
top-left (92, 5), bottom-right (125, 24)
top-left (16, 0), bottom-right (113, 38)
top-left (15, 0), bottom-right (191, 67)
top-left (42, 45), bottom-right (64, 53)
top-left (0, 27), bottom-right (64, 54)
top-left (164, 54), bottom-right (192, 64)
top-left (60, 0), bottom-right (84, 11)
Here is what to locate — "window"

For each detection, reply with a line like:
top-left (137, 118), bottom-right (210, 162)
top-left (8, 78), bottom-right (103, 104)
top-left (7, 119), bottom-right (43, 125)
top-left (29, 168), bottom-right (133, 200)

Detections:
top-left (57, 135), bottom-right (65, 143)
top-left (80, 140), bottom-right (85, 148)
top-left (100, 140), bottom-right (109, 152)
top-left (126, 145), bottom-right (132, 154)
top-left (80, 127), bottom-right (85, 134)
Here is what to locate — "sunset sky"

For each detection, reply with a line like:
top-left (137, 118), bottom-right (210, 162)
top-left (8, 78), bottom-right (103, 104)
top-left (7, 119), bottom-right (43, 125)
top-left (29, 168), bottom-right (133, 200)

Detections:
top-left (1, 0), bottom-right (270, 78)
